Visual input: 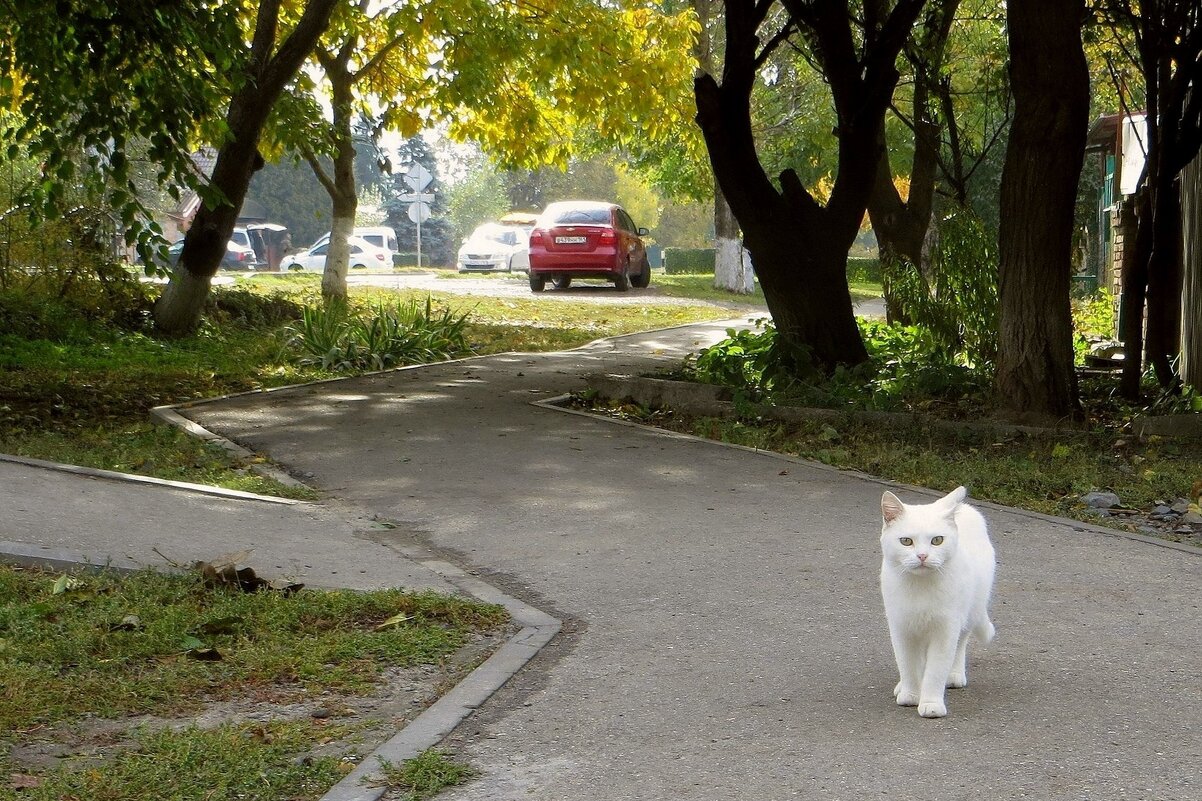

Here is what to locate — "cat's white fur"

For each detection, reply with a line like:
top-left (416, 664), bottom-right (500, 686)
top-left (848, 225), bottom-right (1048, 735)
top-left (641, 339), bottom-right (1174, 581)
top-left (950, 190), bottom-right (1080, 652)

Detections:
top-left (879, 486), bottom-right (995, 718)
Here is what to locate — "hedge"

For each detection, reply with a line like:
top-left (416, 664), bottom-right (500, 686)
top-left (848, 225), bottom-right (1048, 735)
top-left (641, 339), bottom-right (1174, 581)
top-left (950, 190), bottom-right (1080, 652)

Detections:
top-left (663, 248), bottom-right (716, 274)
top-left (664, 248), bottom-right (882, 283)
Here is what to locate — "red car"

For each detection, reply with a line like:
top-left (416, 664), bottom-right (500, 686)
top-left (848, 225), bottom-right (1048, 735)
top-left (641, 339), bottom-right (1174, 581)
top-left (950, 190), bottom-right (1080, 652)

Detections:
top-left (527, 200), bottom-right (651, 292)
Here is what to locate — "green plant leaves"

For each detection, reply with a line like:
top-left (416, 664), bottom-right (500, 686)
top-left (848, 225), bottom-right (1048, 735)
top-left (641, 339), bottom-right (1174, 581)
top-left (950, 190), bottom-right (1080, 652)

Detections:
top-left (286, 298), bottom-right (471, 373)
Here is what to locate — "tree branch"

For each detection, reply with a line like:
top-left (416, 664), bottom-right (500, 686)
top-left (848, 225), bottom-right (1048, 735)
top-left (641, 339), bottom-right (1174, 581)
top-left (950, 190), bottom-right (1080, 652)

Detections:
top-left (301, 145), bottom-right (338, 200)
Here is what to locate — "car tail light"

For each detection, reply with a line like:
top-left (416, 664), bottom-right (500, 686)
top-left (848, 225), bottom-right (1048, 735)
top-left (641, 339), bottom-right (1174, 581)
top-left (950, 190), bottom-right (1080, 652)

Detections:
top-left (530, 229), bottom-right (546, 246)
top-left (376, 252), bottom-right (385, 261)
top-left (598, 228), bottom-right (616, 245)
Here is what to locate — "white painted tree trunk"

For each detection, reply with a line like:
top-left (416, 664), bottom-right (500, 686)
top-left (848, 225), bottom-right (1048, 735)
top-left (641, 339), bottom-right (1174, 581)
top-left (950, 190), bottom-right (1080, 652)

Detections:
top-left (154, 264), bottom-right (213, 334)
top-left (711, 186), bottom-right (754, 294)
top-left (321, 214), bottom-right (354, 300)
top-left (713, 236), bottom-right (755, 293)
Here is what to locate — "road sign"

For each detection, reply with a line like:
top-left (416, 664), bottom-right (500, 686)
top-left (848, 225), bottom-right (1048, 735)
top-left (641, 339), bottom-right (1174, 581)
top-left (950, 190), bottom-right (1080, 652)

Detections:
top-left (407, 202), bottom-right (431, 224)
top-left (397, 192), bottom-right (435, 203)
top-left (403, 163), bottom-right (433, 192)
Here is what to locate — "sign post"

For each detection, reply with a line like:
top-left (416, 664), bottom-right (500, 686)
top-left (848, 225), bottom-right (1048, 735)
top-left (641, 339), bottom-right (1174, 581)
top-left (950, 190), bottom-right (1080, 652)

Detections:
top-left (401, 164), bottom-right (434, 268)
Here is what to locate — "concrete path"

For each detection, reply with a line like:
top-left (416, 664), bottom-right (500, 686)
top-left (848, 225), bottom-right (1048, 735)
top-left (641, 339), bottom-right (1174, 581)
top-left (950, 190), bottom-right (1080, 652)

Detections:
top-left (167, 319), bottom-right (1200, 801)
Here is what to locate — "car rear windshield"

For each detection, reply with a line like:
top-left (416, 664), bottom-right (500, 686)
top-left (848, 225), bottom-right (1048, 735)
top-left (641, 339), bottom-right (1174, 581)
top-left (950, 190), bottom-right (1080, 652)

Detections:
top-left (547, 208), bottom-right (610, 225)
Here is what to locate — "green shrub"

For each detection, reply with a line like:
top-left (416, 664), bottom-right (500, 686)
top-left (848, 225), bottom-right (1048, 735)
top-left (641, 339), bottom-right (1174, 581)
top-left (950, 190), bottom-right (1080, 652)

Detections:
top-left (663, 248), bottom-right (716, 274)
top-left (846, 256), bottom-right (882, 283)
top-left (287, 298), bottom-right (471, 372)
top-left (883, 208), bottom-right (998, 366)
top-left (685, 317), bottom-right (988, 414)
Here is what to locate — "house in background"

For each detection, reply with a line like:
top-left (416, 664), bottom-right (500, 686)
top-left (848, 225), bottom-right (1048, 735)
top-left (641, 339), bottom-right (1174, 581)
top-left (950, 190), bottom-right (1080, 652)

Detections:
top-left (156, 149), bottom-right (289, 271)
top-left (1085, 112), bottom-right (1202, 388)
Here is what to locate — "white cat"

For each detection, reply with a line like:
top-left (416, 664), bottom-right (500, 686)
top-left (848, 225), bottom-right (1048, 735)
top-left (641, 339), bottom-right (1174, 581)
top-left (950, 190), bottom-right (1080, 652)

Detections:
top-left (879, 486), bottom-right (996, 718)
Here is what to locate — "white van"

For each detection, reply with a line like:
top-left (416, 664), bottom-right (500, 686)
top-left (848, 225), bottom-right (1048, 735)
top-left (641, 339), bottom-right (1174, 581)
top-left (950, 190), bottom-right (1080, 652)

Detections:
top-left (312, 227), bottom-right (398, 254)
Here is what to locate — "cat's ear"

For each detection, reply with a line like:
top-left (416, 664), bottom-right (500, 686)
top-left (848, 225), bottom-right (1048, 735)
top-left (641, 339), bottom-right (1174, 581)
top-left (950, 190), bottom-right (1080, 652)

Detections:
top-left (941, 486), bottom-right (968, 508)
top-left (881, 491), bottom-right (905, 525)
top-left (935, 486), bottom-right (968, 518)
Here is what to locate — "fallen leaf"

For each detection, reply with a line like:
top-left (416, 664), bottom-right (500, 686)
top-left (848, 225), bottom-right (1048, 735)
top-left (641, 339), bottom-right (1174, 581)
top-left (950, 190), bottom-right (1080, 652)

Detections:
top-left (186, 647), bottom-right (223, 662)
top-left (108, 614), bottom-right (143, 632)
top-left (196, 616), bottom-right (243, 636)
top-left (375, 612), bottom-right (414, 631)
top-left (51, 575), bottom-right (84, 595)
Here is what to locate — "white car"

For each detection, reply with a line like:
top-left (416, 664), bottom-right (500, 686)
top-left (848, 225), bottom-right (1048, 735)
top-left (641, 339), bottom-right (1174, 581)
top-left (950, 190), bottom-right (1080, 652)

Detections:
top-left (457, 223), bottom-right (532, 273)
top-left (311, 226), bottom-right (398, 255)
top-left (282, 236), bottom-right (392, 272)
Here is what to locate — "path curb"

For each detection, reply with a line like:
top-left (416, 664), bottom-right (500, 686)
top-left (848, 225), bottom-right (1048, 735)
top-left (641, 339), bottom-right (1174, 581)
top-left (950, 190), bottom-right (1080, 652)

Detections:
top-left (0, 452), bottom-right (306, 505)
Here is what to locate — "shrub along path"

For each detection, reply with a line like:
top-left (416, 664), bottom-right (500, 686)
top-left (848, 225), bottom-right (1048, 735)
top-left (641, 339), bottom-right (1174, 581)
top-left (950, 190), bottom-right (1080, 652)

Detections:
top-left (167, 316), bottom-right (1200, 801)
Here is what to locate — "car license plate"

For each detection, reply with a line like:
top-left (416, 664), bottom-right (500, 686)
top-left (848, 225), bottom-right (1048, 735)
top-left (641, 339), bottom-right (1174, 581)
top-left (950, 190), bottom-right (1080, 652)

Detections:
top-left (555, 236), bottom-right (587, 244)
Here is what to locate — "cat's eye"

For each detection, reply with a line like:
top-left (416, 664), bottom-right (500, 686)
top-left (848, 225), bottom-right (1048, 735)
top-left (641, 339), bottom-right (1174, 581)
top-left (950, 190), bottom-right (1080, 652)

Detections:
top-left (899, 537), bottom-right (914, 546)
top-left (931, 536), bottom-right (944, 546)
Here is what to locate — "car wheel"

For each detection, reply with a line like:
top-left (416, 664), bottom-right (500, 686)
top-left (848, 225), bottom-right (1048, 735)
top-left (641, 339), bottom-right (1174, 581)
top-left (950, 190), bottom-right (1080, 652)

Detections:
top-left (552, 276), bottom-right (572, 289)
top-left (352, 263), bottom-right (366, 270)
top-left (613, 266), bottom-right (631, 292)
top-left (529, 273), bottom-right (547, 292)
top-left (631, 256), bottom-right (651, 288)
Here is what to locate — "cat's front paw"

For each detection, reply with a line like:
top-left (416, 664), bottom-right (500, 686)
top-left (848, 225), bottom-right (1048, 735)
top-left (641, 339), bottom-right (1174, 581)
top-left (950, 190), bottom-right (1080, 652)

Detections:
top-left (946, 671), bottom-right (967, 689)
top-left (918, 700), bottom-right (947, 718)
top-left (895, 688), bottom-right (919, 707)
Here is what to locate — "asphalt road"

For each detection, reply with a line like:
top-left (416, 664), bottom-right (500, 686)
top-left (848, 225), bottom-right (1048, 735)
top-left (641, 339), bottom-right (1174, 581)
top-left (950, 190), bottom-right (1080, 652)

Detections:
top-left (180, 322), bottom-right (1202, 801)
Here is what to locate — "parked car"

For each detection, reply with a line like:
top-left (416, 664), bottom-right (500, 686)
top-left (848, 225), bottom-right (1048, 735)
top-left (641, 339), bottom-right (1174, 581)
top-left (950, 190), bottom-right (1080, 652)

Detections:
top-left (280, 236), bottom-right (391, 272)
top-left (311, 227), bottom-right (398, 255)
top-left (456, 222), bottom-right (531, 273)
top-left (167, 236), bottom-right (257, 271)
top-left (499, 212), bottom-right (538, 273)
top-left (527, 200), bottom-right (650, 292)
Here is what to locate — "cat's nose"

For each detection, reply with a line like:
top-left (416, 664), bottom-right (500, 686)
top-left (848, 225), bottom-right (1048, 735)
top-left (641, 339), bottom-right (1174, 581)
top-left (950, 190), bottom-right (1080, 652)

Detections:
top-left (917, 553), bottom-right (928, 562)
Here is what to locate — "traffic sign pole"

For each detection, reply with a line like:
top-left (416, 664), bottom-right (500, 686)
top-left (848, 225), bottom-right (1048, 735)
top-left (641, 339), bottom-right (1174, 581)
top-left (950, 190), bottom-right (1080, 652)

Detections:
top-left (401, 164), bottom-right (435, 269)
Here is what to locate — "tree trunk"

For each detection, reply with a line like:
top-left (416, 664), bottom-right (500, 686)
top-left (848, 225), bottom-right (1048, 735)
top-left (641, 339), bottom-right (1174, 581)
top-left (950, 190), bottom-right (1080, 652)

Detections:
top-left (866, 0), bottom-right (957, 323)
top-left (316, 57), bottom-right (359, 302)
top-left (153, 0), bottom-right (339, 335)
top-left (1180, 155), bottom-right (1202, 389)
top-left (154, 263), bottom-right (215, 334)
top-left (993, 0), bottom-right (1088, 421)
top-left (1144, 175), bottom-right (1183, 388)
top-left (712, 186), bottom-right (753, 294)
top-left (693, 0), bottom-right (925, 370)
top-left (1120, 192), bottom-right (1153, 398)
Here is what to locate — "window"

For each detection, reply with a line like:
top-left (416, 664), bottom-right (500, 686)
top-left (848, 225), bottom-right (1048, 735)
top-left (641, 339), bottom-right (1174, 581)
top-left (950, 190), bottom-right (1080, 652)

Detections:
top-left (549, 207), bottom-right (611, 225)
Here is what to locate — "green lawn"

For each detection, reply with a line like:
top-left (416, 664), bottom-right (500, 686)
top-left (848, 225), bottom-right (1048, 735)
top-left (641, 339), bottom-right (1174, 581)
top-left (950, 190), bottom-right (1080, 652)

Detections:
top-left (0, 564), bottom-right (506, 801)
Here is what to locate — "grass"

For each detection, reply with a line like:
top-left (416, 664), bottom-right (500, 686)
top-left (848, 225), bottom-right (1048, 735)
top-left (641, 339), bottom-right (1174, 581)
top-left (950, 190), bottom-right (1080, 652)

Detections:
top-left (0, 565), bottom-right (507, 731)
top-left (0, 564), bottom-right (507, 801)
top-left (380, 749), bottom-right (478, 800)
top-left (1, 721), bottom-right (354, 801)
top-left (655, 412), bottom-right (1199, 525)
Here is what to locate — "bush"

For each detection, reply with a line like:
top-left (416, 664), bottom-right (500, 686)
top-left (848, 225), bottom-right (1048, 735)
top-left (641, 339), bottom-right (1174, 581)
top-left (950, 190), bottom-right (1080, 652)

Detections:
top-left (883, 208), bottom-right (998, 366)
top-left (846, 257), bottom-right (882, 283)
top-left (685, 317), bottom-right (988, 415)
top-left (287, 298), bottom-right (471, 372)
top-left (663, 248), bottom-right (716, 274)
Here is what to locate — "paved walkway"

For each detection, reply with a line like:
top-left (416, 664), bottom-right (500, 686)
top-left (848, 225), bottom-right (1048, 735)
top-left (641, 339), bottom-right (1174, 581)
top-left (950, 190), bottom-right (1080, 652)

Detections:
top-left (4, 313), bottom-right (1200, 800)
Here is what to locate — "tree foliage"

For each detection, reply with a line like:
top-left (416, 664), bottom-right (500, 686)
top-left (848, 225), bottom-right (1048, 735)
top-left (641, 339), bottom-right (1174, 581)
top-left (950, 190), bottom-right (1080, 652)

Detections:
top-left (0, 0), bottom-right (240, 259)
